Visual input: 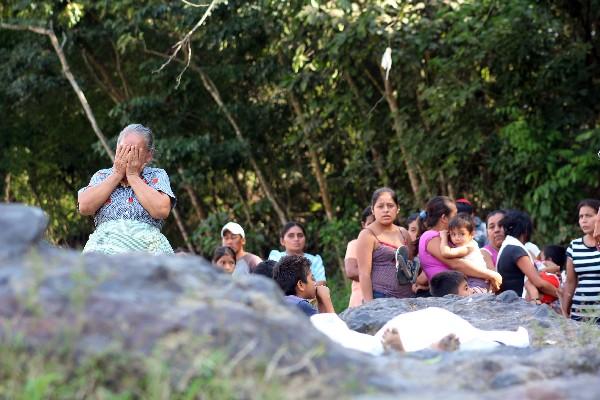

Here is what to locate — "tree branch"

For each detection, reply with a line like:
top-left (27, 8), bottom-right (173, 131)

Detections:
top-left (154, 0), bottom-right (220, 88)
top-left (111, 40), bottom-right (131, 99)
top-left (145, 46), bottom-right (288, 225)
top-left (0, 22), bottom-right (51, 35)
top-left (0, 22), bottom-right (114, 161)
top-left (81, 49), bottom-right (123, 104)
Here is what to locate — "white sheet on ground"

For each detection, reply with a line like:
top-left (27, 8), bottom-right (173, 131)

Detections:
top-left (311, 307), bottom-right (529, 356)
top-left (311, 312), bottom-right (386, 355)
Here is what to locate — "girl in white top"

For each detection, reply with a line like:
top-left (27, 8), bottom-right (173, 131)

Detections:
top-left (440, 214), bottom-right (489, 290)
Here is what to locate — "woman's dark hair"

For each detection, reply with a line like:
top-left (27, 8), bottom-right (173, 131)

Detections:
top-left (448, 214), bottom-right (475, 234)
top-left (406, 212), bottom-right (419, 225)
top-left (370, 187), bottom-right (398, 208)
top-left (406, 212), bottom-right (421, 259)
top-left (499, 210), bottom-right (533, 243)
top-left (280, 221), bottom-right (306, 239)
top-left (486, 209), bottom-right (506, 224)
top-left (542, 245), bottom-right (567, 270)
top-left (361, 206), bottom-right (373, 224)
top-left (455, 200), bottom-right (473, 215)
top-left (253, 260), bottom-right (277, 279)
top-left (417, 196), bottom-right (455, 233)
top-left (212, 246), bottom-right (236, 264)
top-left (577, 199), bottom-right (600, 215)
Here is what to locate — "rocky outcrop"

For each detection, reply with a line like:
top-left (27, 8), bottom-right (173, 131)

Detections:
top-left (1, 204), bottom-right (600, 399)
top-left (340, 280), bottom-right (600, 399)
top-left (340, 290), bottom-right (585, 346)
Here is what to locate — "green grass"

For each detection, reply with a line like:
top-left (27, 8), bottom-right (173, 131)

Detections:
top-left (0, 337), bottom-right (285, 400)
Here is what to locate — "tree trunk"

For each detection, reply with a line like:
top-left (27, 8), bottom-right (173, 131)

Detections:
top-left (382, 72), bottom-right (422, 205)
top-left (0, 23), bottom-right (194, 250)
top-left (81, 49), bottom-right (125, 104)
top-left (287, 93), bottom-right (335, 221)
top-left (230, 172), bottom-right (253, 228)
top-left (177, 166), bottom-right (205, 222)
top-left (144, 48), bottom-right (288, 224)
top-left (172, 207), bottom-right (196, 253)
top-left (195, 68), bottom-right (288, 225)
top-left (343, 73), bottom-right (389, 186)
top-left (4, 173), bottom-right (11, 203)
top-left (287, 92), bottom-right (348, 278)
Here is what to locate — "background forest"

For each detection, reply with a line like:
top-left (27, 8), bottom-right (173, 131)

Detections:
top-left (1, 0), bottom-right (599, 307)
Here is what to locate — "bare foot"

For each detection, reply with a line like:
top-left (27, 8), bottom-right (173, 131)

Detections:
top-left (382, 327), bottom-right (405, 353)
top-left (432, 333), bottom-right (460, 352)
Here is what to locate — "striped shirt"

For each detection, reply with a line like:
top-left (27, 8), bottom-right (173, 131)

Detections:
top-left (567, 237), bottom-right (600, 323)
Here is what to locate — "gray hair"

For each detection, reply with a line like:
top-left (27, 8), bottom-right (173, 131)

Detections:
top-left (116, 124), bottom-right (155, 153)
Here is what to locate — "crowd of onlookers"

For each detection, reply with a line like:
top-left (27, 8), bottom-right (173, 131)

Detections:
top-left (77, 125), bottom-right (600, 325)
top-left (211, 189), bottom-right (600, 324)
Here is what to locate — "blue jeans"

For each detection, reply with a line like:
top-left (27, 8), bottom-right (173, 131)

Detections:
top-left (373, 290), bottom-right (389, 299)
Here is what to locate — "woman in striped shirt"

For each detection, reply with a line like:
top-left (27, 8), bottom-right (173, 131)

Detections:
top-left (562, 199), bottom-right (600, 323)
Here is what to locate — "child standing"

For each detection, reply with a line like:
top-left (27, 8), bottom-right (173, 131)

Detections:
top-left (439, 214), bottom-right (490, 290)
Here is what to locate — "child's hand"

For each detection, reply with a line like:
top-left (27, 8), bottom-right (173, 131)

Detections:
top-left (315, 285), bottom-right (331, 302)
top-left (488, 271), bottom-right (502, 292)
top-left (541, 260), bottom-right (560, 274)
top-left (412, 283), bottom-right (428, 293)
top-left (439, 230), bottom-right (448, 243)
top-left (315, 285), bottom-right (335, 313)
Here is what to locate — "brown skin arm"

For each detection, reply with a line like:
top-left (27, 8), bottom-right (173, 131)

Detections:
top-left (540, 260), bottom-right (560, 274)
top-left (79, 145), bottom-right (132, 215)
top-left (481, 249), bottom-right (495, 271)
top-left (524, 279), bottom-right (540, 302)
top-left (561, 258), bottom-right (577, 317)
top-left (427, 236), bottom-right (502, 291)
top-left (126, 146), bottom-right (171, 220)
top-left (128, 175), bottom-right (172, 219)
top-left (78, 172), bottom-right (122, 216)
top-left (315, 285), bottom-right (335, 313)
top-left (357, 229), bottom-right (376, 302)
top-left (515, 256), bottom-right (558, 297)
top-left (594, 209), bottom-right (600, 243)
top-left (344, 240), bottom-right (359, 281)
top-left (344, 258), bottom-right (359, 281)
top-left (412, 271), bottom-right (429, 293)
top-left (439, 231), bottom-right (472, 258)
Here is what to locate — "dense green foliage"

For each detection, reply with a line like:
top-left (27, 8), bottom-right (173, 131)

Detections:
top-left (1, 1), bottom-right (599, 299)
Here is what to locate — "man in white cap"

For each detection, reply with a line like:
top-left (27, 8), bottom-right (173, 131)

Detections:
top-left (221, 222), bottom-right (262, 275)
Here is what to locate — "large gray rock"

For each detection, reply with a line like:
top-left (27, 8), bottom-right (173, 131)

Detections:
top-left (0, 204), bottom-right (395, 399)
top-left (0, 203), bottom-right (48, 260)
top-left (1, 203), bottom-right (599, 399)
top-left (340, 293), bottom-right (600, 399)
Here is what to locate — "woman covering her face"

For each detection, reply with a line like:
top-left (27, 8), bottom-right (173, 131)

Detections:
top-left (78, 124), bottom-right (176, 254)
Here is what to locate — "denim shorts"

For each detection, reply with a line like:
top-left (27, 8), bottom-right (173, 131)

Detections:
top-left (372, 290), bottom-right (389, 299)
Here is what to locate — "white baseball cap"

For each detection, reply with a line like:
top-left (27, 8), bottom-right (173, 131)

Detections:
top-left (221, 222), bottom-right (245, 238)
